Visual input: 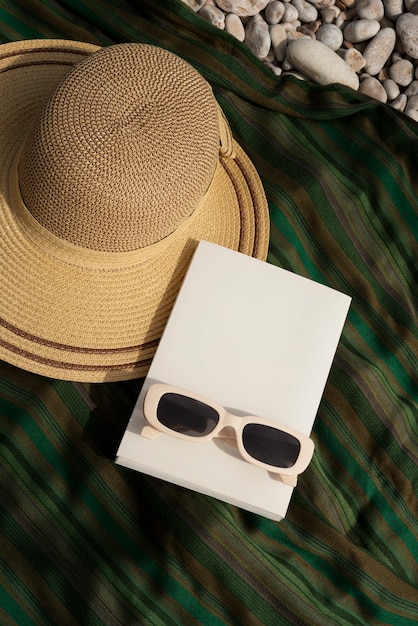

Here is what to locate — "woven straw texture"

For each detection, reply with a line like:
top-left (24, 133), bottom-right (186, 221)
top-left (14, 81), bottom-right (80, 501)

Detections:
top-left (0, 40), bottom-right (269, 382)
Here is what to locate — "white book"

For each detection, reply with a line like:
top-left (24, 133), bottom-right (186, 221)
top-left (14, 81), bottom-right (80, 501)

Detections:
top-left (116, 241), bottom-right (351, 521)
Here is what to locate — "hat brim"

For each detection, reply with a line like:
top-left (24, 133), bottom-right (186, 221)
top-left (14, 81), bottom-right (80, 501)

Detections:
top-left (0, 40), bottom-right (269, 382)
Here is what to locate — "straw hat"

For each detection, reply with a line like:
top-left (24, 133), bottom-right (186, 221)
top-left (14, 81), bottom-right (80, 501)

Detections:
top-left (0, 40), bottom-right (269, 382)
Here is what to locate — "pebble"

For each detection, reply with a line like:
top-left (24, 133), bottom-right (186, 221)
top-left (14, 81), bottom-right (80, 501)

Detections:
top-left (270, 23), bottom-right (288, 60)
top-left (182, 0), bottom-right (206, 10)
top-left (316, 23), bottom-right (344, 48)
top-left (383, 77), bottom-right (400, 98)
top-left (356, 0), bottom-right (384, 20)
top-left (245, 14), bottom-right (272, 58)
top-left (265, 0), bottom-right (286, 23)
top-left (337, 47), bottom-right (367, 71)
top-left (199, 4), bottom-right (226, 28)
top-left (310, 0), bottom-right (335, 7)
top-left (359, 75), bottom-right (388, 101)
top-left (363, 27), bottom-right (397, 75)
top-left (180, 0), bottom-right (418, 122)
top-left (405, 79), bottom-right (418, 94)
top-left (283, 3), bottom-right (299, 22)
top-left (344, 19), bottom-right (381, 43)
top-left (291, 0), bottom-right (318, 22)
top-left (404, 0), bottom-right (418, 10)
top-left (321, 7), bottom-right (341, 23)
top-left (215, 0), bottom-right (270, 16)
top-left (383, 0), bottom-right (404, 21)
top-left (390, 59), bottom-right (415, 85)
top-left (286, 38), bottom-right (360, 88)
top-left (391, 93), bottom-right (407, 109)
top-left (396, 13), bottom-right (418, 59)
top-left (405, 94), bottom-right (418, 119)
top-left (225, 12), bottom-right (246, 40)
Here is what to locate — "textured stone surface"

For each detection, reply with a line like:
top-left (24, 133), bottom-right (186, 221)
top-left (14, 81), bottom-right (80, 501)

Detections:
top-left (181, 0), bottom-right (418, 120)
top-left (245, 14), bottom-right (272, 58)
top-left (356, 0), bottom-right (384, 20)
top-left (363, 28), bottom-right (397, 75)
top-left (316, 23), bottom-right (343, 49)
top-left (225, 12), bottom-right (246, 40)
top-left (396, 13), bottom-right (418, 59)
top-left (286, 38), bottom-right (360, 88)
top-left (344, 20), bottom-right (381, 43)
top-left (390, 59), bottom-right (415, 85)
top-left (215, 0), bottom-right (270, 16)
top-left (359, 76), bottom-right (388, 101)
top-left (265, 0), bottom-right (285, 23)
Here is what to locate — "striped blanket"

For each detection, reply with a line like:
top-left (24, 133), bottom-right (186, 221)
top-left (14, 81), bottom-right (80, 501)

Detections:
top-left (1, 1), bottom-right (417, 624)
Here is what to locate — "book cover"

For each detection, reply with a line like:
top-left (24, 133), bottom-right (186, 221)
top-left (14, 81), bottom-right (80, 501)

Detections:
top-left (116, 241), bottom-right (351, 520)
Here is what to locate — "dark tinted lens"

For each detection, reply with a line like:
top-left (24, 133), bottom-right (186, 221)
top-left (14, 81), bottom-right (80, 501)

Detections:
top-left (157, 393), bottom-right (219, 437)
top-left (242, 424), bottom-right (300, 468)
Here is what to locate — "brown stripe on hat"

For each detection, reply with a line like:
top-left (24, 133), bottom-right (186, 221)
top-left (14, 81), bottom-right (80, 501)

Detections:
top-left (0, 317), bottom-right (159, 354)
top-left (0, 337), bottom-right (153, 373)
top-left (0, 40), bottom-right (269, 382)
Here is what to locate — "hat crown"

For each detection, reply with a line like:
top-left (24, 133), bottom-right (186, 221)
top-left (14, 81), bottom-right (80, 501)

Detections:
top-left (18, 44), bottom-right (220, 252)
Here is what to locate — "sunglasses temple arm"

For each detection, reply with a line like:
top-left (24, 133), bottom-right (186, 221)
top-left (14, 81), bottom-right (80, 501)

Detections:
top-left (217, 432), bottom-right (299, 486)
top-left (140, 425), bottom-right (163, 439)
top-left (269, 472), bottom-right (298, 487)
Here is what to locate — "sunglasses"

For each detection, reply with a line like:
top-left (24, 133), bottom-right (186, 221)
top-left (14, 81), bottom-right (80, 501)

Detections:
top-left (141, 384), bottom-right (314, 486)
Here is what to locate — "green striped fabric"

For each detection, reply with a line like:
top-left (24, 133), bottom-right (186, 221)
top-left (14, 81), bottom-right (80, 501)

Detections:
top-left (0, 1), bottom-right (417, 624)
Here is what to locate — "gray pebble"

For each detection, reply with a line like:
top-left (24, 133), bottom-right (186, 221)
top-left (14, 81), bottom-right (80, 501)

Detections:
top-left (396, 13), bottom-right (418, 59)
top-left (359, 76), bottom-right (388, 101)
top-left (356, 0), bottom-right (385, 21)
top-left (383, 77), bottom-right (400, 98)
top-left (316, 23), bottom-right (344, 49)
top-left (344, 19), bottom-right (381, 43)
top-left (389, 59), bottom-right (415, 85)
top-left (363, 27), bottom-right (397, 75)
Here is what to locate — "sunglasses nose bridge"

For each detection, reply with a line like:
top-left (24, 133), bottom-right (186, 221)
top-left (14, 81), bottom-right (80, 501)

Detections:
top-left (222, 410), bottom-right (241, 432)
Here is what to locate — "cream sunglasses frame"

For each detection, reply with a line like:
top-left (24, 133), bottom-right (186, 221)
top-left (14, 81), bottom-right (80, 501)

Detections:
top-left (141, 384), bottom-right (314, 486)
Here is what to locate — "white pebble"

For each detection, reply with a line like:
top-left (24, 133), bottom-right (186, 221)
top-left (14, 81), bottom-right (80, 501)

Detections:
top-left (263, 60), bottom-right (283, 74)
top-left (383, 78), bottom-right (400, 98)
top-left (405, 94), bottom-right (418, 120)
top-left (390, 59), bottom-right (415, 85)
top-left (405, 79), bottom-right (418, 94)
top-left (390, 93), bottom-right (407, 110)
top-left (382, 0), bottom-right (404, 21)
top-left (181, 0), bottom-right (206, 10)
top-left (265, 1), bottom-right (286, 24)
top-left (270, 23), bottom-right (288, 60)
top-left (321, 6), bottom-right (341, 22)
top-left (343, 19), bottom-right (381, 43)
top-left (356, 0), bottom-right (385, 20)
top-left (337, 47), bottom-right (367, 71)
top-left (188, 0), bottom-right (418, 123)
top-left (245, 14), bottom-right (272, 58)
top-left (286, 29), bottom-right (308, 39)
top-left (283, 21), bottom-right (302, 32)
top-left (396, 13), bottom-right (418, 59)
top-left (286, 38), bottom-right (360, 89)
top-left (215, 0), bottom-right (270, 16)
top-left (404, 0), bottom-right (418, 9)
top-left (291, 0), bottom-right (318, 22)
top-left (359, 76), bottom-right (388, 101)
top-left (283, 3), bottom-right (299, 22)
top-left (316, 23), bottom-right (344, 49)
top-left (363, 27), bottom-right (396, 75)
top-left (199, 4), bottom-right (226, 27)
top-left (309, 0), bottom-right (335, 7)
top-left (225, 12), bottom-right (246, 40)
